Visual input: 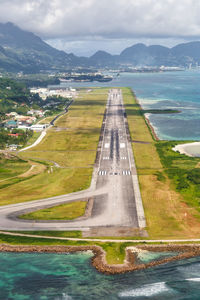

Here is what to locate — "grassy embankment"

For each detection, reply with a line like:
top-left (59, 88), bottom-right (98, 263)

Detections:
top-left (0, 155), bottom-right (30, 189)
top-left (0, 233), bottom-right (137, 264)
top-left (123, 87), bottom-right (200, 239)
top-left (0, 88), bottom-right (108, 205)
top-left (38, 115), bottom-right (56, 124)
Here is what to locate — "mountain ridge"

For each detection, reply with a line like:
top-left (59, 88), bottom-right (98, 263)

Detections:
top-left (0, 22), bottom-right (200, 72)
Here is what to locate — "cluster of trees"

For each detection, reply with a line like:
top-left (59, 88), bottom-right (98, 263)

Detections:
top-left (0, 77), bottom-right (43, 110)
top-left (44, 96), bottom-right (71, 116)
top-left (0, 129), bottom-right (33, 149)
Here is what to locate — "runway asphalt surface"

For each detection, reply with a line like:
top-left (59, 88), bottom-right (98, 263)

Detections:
top-left (0, 89), bottom-right (146, 231)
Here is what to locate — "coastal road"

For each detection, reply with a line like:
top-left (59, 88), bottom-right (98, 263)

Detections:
top-left (0, 89), bottom-right (146, 231)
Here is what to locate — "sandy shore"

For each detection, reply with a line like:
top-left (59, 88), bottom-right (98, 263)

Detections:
top-left (172, 142), bottom-right (200, 157)
top-left (134, 95), bottom-right (160, 141)
top-left (144, 113), bottom-right (160, 141)
top-left (1, 244), bottom-right (200, 275)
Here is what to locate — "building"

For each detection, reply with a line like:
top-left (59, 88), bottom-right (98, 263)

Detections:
top-left (8, 133), bottom-right (22, 138)
top-left (9, 144), bottom-right (18, 151)
top-left (6, 112), bottom-right (18, 117)
top-left (30, 124), bottom-right (48, 131)
top-left (5, 120), bottom-right (18, 129)
top-left (18, 125), bottom-right (31, 130)
top-left (27, 110), bottom-right (44, 117)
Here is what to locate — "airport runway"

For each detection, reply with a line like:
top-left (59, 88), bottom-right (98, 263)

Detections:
top-left (0, 89), bottom-right (146, 231)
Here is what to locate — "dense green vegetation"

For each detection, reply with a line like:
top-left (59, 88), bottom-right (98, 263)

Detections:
top-left (15, 75), bottom-right (60, 88)
top-left (0, 78), bottom-right (42, 108)
top-left (156, 142), bottom-right (200, 213)
top-left (0, 128), bottom-right (33, 149)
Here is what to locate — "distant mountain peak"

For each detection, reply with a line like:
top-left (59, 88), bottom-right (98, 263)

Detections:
top-left (90, 50), bottom-right (112, 58)
top-left (0, 22), bottom-right (200, 72)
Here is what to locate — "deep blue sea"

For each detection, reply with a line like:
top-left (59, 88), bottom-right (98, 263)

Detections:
top-left (1, 252), bottom-right (200, 299)
top-left (53, 70), bottom-right (200, 140)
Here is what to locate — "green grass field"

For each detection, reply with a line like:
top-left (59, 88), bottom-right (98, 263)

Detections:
top-left (20, 200), bottom-right (87, 220)
top-left (0, 154), bottom-right (29, 181)
top-left (0, 88), bottom-right (108, 205)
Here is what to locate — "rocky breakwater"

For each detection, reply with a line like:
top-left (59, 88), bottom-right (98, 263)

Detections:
top-left (1, 244), bottom-right (200, 275)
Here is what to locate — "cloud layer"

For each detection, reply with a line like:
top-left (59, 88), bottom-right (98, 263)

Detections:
top-left (0, 0), bottom-right (200, 39)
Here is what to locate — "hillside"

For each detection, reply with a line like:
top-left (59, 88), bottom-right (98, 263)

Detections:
top-left (0, 22), bottom-right (81, 72)
top-left (0, 77), bottom-right (42, 117)
top-left (0, 22), bottom-right (200, 71)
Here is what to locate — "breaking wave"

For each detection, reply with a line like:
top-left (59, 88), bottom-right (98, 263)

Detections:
top-left (119, 282), bottom-right (172, 297)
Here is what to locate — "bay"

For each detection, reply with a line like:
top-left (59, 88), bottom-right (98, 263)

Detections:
top-left (1, 252), bottom-right (200, 299)
top-left (52, 70), bottom-right (200, 140)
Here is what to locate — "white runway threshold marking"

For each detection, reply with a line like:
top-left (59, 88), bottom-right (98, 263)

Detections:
top-left (104, 143), bottom-right (110, 149)
top-left (99, 170), bottom-right (107, 176)
top-left (122, 170), bottom-right (131, 175)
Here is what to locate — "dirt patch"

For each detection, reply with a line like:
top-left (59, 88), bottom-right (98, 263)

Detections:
top-left (83, 227), bottom-right (148, 237)
top-left (19, 162), bottom-right (46, 178)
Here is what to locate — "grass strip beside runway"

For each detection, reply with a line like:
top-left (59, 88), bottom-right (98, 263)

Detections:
top-left (123, 87), bottom-right (200, 239)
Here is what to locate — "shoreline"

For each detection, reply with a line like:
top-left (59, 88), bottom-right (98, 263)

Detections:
top-left (1, 244), bottom-right (200, 275)
top-left (144, 114), bottom-right (160, 141)
top-left (134, 94), bottom-right (160, 141)
top-left (172, 142), bottom-right (200, 157)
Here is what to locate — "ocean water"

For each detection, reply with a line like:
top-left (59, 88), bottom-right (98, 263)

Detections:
top-left (53, 70), bottom-right (200, 140)
top-left (1, 252), bottom-right (200, 299)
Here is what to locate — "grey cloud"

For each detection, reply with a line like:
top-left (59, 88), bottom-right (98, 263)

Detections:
top-left (0, 0), bottom-right (200, 39)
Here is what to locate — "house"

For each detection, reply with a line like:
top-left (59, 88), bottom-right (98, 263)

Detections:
top-left (27, 110), bottom-right (44, 117)
top-left (6, 112), bottom-right (18, 118)
top-left (15, 116), bottom-right (36, 124)
top-left (8, 133), bottom-right (21, 138)
top-left (5, 120), bottom-right (18, 129)
top-left (9, 144), bottom-right (18, 151)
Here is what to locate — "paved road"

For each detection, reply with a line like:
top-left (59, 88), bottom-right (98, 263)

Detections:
top-left (1, 231), bottom-right (200, 244)
top-left (0, 89), bottom-right (146, 231)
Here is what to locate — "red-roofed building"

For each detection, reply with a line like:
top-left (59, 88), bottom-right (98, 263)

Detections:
top-left (8, 133), bottom-right (22, 138)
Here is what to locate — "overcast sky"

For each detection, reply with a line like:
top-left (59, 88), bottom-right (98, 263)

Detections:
top-left (0, 0), bottom-right (200, 56)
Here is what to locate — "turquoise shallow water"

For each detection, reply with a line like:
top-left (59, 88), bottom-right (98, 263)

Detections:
top-left (1, 252), bottom-right (200, 299)
top-left (52, 70), bottom-right (200, 140)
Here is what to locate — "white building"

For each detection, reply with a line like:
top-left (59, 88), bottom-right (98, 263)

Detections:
top-left (30, 124), bottom-right (48, 131)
